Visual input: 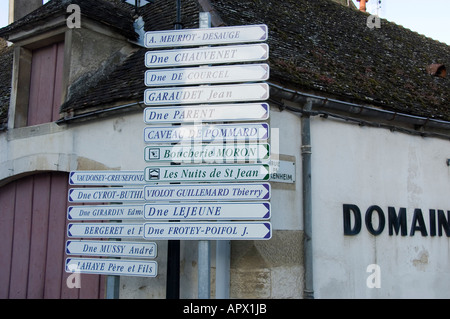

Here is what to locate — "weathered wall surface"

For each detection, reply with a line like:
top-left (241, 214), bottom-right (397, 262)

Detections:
top-left (311, 117), bottom-right (450, 298)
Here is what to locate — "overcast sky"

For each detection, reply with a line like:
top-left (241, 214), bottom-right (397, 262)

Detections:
top-left (0, 0), bottom-right (449, 45)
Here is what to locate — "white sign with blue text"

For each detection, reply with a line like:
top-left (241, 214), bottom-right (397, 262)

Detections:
top-left (145, 24), bottom-right (268, 48)
top-left (145, 43), bottom-right (269, 68)
top-left (66, 258), bottom-right (157, 277)
top-left (143, 222), bottom-right (271, 240)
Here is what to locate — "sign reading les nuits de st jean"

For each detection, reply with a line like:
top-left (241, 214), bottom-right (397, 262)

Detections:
top-left (144, 24), bottom-right (268, 48)
top-left (144, 163), bottom-right (270, 183)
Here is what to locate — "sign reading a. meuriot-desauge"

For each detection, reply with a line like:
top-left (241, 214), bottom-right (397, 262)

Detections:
top-left (144, 164), bottom-right (270, 183)
top-left (145, 24), bottom-right (268, 48)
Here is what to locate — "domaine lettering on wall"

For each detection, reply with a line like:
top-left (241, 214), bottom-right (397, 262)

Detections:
top-left (343, 204), bottom-right (450, 237)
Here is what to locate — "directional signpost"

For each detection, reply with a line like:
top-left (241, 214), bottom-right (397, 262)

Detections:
top-left (144, 202), bottom-right (270, 220)
top-left (68, 183), bottom-right (271, 202)
top-left (143, 103), bottom-right (269, 124)
top-left (145, 43), bottom-right (269, 68)
top-left (144, 24), bottom-right (268, 48)
top-left (144, 143), bottom-right (270, 163)
top-left (66, 258), bottom-right (157, 277)
top-left (67, 204), bottom-right (145, 220)
top-left (143, 122), bottom-right (269, 143)
top-left (144, 83), bottom-right (269, 105)
top-left (143, 222), bottom-right (271, 240)
top-left (66, 240), bottom-right (157, 258)
top-left (145, 63), bottom-right (269, 86)
top-left (65, 21), bottom-right (272, 293)
top-left (144, 164), bottom-right (270, 183)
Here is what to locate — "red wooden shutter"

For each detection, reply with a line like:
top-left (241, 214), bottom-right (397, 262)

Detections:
top-left (0, 172), bottom-right (106, 299)
top-left (27, 42), bottom-right (64, 126)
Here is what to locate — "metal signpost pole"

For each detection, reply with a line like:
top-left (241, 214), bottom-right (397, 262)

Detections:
top-left (197, 11), bottom-right (211, 300)
top-left (166, 0), bottom-right (182, 300)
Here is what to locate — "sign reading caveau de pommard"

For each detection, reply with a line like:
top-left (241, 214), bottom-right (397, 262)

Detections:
top-left (343, 204), bottom-right (450, 237)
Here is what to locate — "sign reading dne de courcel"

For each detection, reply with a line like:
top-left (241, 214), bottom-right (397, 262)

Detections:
top-left (145, 64), bottom-right (269, 87)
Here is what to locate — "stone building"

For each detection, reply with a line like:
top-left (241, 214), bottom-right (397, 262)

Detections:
top-left (0, 0), bottom-right (448, 299)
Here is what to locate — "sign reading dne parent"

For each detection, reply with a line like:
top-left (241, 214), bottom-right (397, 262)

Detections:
top-left (144, 83), bottom-right (269, 105)
top-left (66, 240), bottom-right (157, 258)
top-left (145, 43), bottom-right (269, 68)
top-left (144, 202), bottom-right (270, 220)
top-left (66, 258), bottom-right (157, 277)
top-left (144, 123), bottom-right (269, 143)
top-left (144, 164), bottom-right (270, 183)
top-left (144, 222), bottom-right (271, 240)
top-left (143, 103), bottom-right (269, 124)
top-left (145, 24), bottom-right (268, 48)
top-left (145, 64), bottom-right (269, 87)
top-left (144, 143), bottom-right (270, 163)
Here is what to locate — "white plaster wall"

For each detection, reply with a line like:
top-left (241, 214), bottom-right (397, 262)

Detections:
top-left (0, 105), bottom-right (304, 298)
top-left (311, 117), bottom-right (450, 298)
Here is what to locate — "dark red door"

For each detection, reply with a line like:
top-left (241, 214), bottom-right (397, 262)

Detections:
top-left (0, 172), bottom-right (105, 299)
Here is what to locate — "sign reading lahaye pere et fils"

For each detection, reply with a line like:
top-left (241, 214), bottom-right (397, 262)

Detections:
top-left (144, 24), bottom-right (268, 48)
top-left (66, 258), bottom-right (157, 277)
